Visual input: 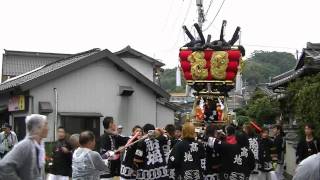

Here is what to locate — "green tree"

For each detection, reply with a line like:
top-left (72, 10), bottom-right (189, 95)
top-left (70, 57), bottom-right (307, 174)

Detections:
top-left (236, 115), bottom-right (250, 126)
top-left (233, 90), bottom-right (280, 126)
top-left (246, 90), bottom-right (280, 125)
top-left (243, 51), bottom-right (296, 86)
top-left (287, 73), bottom-right (320, 136)
top-left (234, 107), bottom-right (247, 116)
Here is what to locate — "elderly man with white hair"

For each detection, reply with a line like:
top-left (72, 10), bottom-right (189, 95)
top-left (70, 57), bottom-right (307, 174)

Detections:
top-left (293, 152), bottom-right (320, 180)
top-left (0, 114), bottom-right (49, 180)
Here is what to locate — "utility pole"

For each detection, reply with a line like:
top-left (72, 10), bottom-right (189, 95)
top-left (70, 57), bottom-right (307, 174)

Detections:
top-left (196, 0), bottom-right (205, 30)
top-left (186, 0), bottom-right (205, 97)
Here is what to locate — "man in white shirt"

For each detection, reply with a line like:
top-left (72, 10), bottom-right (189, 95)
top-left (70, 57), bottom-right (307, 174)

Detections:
top-left (72, 131), bottom-right (112, 180)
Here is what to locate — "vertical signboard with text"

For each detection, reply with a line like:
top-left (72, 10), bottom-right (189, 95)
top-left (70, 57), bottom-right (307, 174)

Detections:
top-left (8, 95), bottom-right (25, 112)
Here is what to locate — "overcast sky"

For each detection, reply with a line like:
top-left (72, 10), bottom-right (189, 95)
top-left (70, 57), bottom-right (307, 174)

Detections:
top-left (0, 0), bottom-right (319, 70)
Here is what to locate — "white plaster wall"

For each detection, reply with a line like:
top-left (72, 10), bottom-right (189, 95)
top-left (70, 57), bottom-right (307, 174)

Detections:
top-left (121, 57), bottom-right (154, 81)
top-left (156, 103), bottom-right (175, 128)
top-left (30, 59), bottom-right (157, 141)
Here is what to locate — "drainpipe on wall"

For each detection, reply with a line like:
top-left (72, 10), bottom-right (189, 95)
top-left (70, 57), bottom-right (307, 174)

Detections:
top-left (53, 88), bottom-right (58, 141)
top-left (155, 100), bottom-right (158, 127)
top-left (28, 96), bottom-right (34, 114)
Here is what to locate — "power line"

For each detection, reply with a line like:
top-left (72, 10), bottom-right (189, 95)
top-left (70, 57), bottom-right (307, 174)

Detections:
top-left (166, 0), bottom-right (193, 52)
top-left (161, 0), bottom-right (175, 32)
top-left (204, 0), bottom-right (214, 17)
top-left (170, 0), bottom-right (185, 34)
top-left (160, 0), bottom-right (189, 53)
top-left (203, 0), bottom-right (226, 32)
top-left (181, 0), bottom-right (193, 26)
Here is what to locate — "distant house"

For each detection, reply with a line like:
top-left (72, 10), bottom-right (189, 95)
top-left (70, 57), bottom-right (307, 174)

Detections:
top-left (269, 42), bottom-right (320, 90)
top-left (1, 50), bottom-right (71, 82)
top-left (0, 47), bottom-right (178, 141)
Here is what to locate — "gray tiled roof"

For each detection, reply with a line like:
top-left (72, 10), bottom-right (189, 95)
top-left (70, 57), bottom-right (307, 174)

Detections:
top-left (2, 50), bottom-right (72, 76)
top-left (157, 98), bottom-right (182, 111)
top-left (295, 42), bottom-right (320, 70)
top-left (0, 49), bottom-right (100, 92)
top-left (271, 69), bottom-right (295, 82)
top-left (268, 64), bottom-right (320, 89)
top-left (268, 42), bottom-right (320, 89)
top-left (0, 48), bottom-right (170, 99)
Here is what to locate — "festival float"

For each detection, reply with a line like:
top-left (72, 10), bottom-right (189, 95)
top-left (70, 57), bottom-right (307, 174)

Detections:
top-left (179, 20), bottom-right (245, 126)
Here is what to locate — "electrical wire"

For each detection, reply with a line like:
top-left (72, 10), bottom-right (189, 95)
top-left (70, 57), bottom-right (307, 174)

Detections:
top-left (165, 0), bottom-right (193, 52)
top-left (161, 0), bottom-right (175, 32)
top-left (169, 0), bottom-right (184, 33)
top-left (204, 0), bottom-right (214, 18)
top-left (203, 0), bottom-right (226, 32)
top-left (181, 0), bottom-right (193, 26)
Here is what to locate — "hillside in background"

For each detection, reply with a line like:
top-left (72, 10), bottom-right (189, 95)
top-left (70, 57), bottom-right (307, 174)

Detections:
top-left (243, 51), bottom-right (297, 86)
top-left (160, 51), bottom-right (297, 93)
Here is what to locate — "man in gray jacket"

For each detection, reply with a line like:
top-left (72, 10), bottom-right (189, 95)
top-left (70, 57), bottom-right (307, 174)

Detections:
top-left (0, 114), bottom-right (49, 180)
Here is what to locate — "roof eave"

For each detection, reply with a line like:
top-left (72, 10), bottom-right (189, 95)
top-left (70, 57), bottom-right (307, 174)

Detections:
top-left (267, 65), bottom-right (320, 89)
top-left (157, 98), bottom-right (182, 111)
top-left (271, 69), bottom-right (295, 82)
top-left (115, 46), bottom-right (165, 67)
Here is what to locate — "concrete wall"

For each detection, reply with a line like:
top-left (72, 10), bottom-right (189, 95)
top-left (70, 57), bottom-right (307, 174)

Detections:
top-left (156, 102), bottom-right (175, 128)
top-left (121, 57), bottom-right (154, 81)
top-left (29, 59), bottom-right (163, 141)
top-left (285, 140), bottom-right (297, 176)
top-left (283, 128), bottom-right (299, 177)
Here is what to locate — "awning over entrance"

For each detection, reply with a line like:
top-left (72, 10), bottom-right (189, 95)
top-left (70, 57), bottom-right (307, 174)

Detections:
top-left (0, 105), bottom-right (7, 113)
top-left (59, 112), bottom-right (103, 117)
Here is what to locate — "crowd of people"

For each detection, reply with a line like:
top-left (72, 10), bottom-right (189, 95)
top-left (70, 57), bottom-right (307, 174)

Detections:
top-left (0, 114), bottom-right (319, 180)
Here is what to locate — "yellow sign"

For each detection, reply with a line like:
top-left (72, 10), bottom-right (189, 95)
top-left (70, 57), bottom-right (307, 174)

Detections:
top-left (8, 95), bottom-right (25, 112)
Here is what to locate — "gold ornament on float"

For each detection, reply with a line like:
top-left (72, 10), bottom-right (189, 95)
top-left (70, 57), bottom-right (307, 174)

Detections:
top-left (188, 51), bottom-right (208, 80)
top-left (211, 51), bottom-right (229, 80)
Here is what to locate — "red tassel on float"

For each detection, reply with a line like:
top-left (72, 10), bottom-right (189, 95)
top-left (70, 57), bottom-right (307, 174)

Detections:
top-left (180, 60), bottom-right (191, 72)
top-left (227, 61), bottom-right (239, 72)
top-left (226, 71), bottom-right (236, 80)
top-left (179, 50), bottom-right (192, 61)
top-left (227, 50), bottom-right (241, 61)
